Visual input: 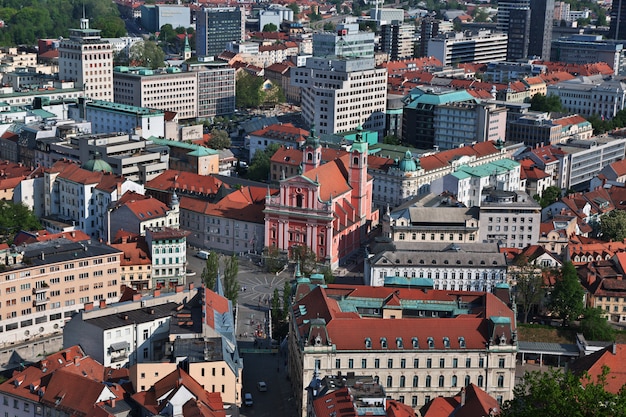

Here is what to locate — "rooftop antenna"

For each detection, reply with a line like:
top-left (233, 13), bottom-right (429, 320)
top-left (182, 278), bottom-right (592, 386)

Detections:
top-left (80, 0), bottom-right (89, 30)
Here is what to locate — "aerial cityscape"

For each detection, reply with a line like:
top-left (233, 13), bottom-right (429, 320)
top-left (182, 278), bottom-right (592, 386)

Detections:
top-left (0, 0), bottom-right (626, 416)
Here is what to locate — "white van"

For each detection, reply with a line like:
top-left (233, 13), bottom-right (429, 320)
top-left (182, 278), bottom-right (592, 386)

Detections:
top-left (196, 250), bottom-right (210, 260)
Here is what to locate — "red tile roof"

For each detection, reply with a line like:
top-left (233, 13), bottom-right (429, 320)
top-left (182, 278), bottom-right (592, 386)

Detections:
top-left (302, 157), bottom-right (353, 201)
top-left (569, 344), bottom-right (626, 393)
top-left (418, 141), bottom-right (501, 172)
top-left (250, 123), bottom-right (309, 142)
top-left (204, 288), bottom-right (230, 329)
top-left (109, 234), bottom-right (151, 266)
top-left (420, 384), bottom-right (500, 417)
top-left (113, 191), bottom-right (171, 221)
top-left (553, 114), bottom-right (588, 127)
top-left (146, 170), bottom-right (224, 196)
top-left (13, 229), bottom-right (91, 245)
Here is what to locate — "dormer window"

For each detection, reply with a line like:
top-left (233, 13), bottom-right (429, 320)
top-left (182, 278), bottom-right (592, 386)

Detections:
top-left (380, 337), bottom-right (387, 349)
top-left (427, 337), bottom-right (434, 349)
top-left (412, 337), bottom-right (419, 348)
top-left (365, 337), bottom-right (372, 348)
top-left (459, 337), bottom-right (466, 348)
top-left (443, 337), bottom-right (450, 348)
top-left (396, 337), bottom-right (403, 349)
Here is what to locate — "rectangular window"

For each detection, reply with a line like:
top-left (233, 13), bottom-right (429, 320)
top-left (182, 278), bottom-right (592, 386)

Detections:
top-left (388, 358), bottom-right (393, 368)
top-left (499, 358), bottom-right (505, 368)
top-left (348, 359), bottom-right (354, 369)
top-left (374, 359), bottom-right (380, 368)
top-left (466, 358), bottom-right (471, 368)
top-left (361, 359), bottom-right (367, 368)
top-left (336, 359), bottom-right (341, 368)
top-left (400, 358), bottom-right (406, 368)
top-left (414, 358), bottom-right (419, 368)
top-left (439, 358), bottom-right (445, 368)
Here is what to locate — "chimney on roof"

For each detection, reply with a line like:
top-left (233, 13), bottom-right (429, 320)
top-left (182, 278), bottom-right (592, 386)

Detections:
top-left (84, 302), bottom-right (94, 312)
top-left (99, 300), bottom-right (106, 309)
top-left (154, 289), bottom-right (161, 297)
top-left (109, 398), bottom-right (116, 408)
top-left (613, 343), bottom-right (617, 355)
top-left (175, 285), bottom-right (183, 293)
top-left (460, 387), bottom-right (466, 406)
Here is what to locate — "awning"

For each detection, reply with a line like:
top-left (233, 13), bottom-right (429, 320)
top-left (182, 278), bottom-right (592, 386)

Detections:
top-left (109, 341), bottom-right (130, 351)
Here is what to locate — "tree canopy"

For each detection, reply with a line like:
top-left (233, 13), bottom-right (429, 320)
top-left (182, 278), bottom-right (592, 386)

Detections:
top-left (129, 40), bottom-right (165, 69)
top-left (207, 128), bottom-right (231, 150)
top-left (548, 261), bottom-right (584, 325)
top-left (0, 201), bottom-right (41, 241)
top-left (262, 23), bottom-right (277, 32)
top-left (580, 307), bottom-right (615, 341)
top-left (502, 367), bottom-right (626, 417)
top-left (246, 142), bottom-right (281, 181)
top-left (201, 251), bottom-right (219, 291)
top-left (534, 186), bottom-right (562, 209)
top-left (235, 72), bottom-right (265, 108)
top-left (223, 254), bottom-right (239, 304)
top-left (600, 209), bottom-right (626, 242)
top-left (0, 0), bottom-right (122, 45)
top-left (511, 256), bottom-right (545, 323)
top-left (529, 93), bottom-right (563, 113)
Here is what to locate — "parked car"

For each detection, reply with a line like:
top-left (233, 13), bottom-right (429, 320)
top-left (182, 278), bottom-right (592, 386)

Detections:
top-left (244, 393), bottom-right (253, 406)
top-left (257, 381), bottom-right (267, 392)
top-left (196, 250), bottom-right (210, 260)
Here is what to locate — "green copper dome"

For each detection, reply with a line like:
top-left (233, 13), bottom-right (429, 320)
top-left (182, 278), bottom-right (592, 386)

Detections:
top-left (82, 151), bottom-right (113, 173)
top-left (398, 150), bottom-right (418, 172)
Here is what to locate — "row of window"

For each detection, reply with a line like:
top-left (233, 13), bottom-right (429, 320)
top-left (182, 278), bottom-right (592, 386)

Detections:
top-left (330, 357), bottom-right (507, 369)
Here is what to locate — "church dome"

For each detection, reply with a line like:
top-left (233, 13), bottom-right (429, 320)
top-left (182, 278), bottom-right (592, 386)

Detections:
top-left (398, 150), bottom-right (418, 172)
top-left (82, 151), bottom-right (113, 173)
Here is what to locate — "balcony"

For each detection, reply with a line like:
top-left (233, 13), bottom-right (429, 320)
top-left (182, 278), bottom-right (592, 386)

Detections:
top-left (33, 297), bottom-right (50, 306)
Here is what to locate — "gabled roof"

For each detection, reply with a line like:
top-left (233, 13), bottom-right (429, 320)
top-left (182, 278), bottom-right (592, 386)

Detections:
top-left (569, 344), bottom-right (626, 394)
top-left (420, 384), bottom-right (500, 417)
top-left (146, 170), bottom-right (224, 196)
top-left (132, 368), bottom-right (226, 417)
top-left (250, 123), bottom-right (309, 142)
top-left (112, 191), bottom-right (171, 221)
top-left (301, 157), bottom-right (352, 201)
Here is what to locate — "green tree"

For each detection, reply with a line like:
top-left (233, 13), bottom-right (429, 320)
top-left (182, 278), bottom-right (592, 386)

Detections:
top-left (158, 24), bottom-right (178, 44)
top-left (580, 307), bottom-right (614, 341)
top-left (207, 128), bottom-right (231, 149)
top-left (223, 254), bottom-right (239, 304)
top-left (282, 280), bottom-right (291, 320)
top-left (473, 7), bottom-right (489, 22)
top-left (502, 367), bottom-right (626, 417)
top-left (597, 10), bottom-right (607, 26)
top-left (511, 256), bottom-right (545, 323)
top-left (235, 72), bottom-right (265, 108)
top-left (286, 3), bottom-right (300, 15)
top-left (534, 186), bottom-right (562, 208)
top-left (323, 22), bottom-right (335, 31)
top-left (530, 93), bottom-right (563, 113)
top-left (320, 266), bottom-right (335, 284)
top-left (600, 210), bottom-right (626, 241)
top-left (263, 245), bottom-right (287, 273)
top-left (291, 245), bottom-right (317, 276)
top-left (92, 16), bottom-right (126, 37)
top-left (246, 143), bottom-right (280, 181)
top-left (262, 23), bottom-right (277, 32)
top-left (129, 40), bottom-right (165, 69)
top-left (308, 13), bottom-right (322, 22)
top-left (201, 252), bottom-right (219, 291)
top-left (271, 287), bottom-right (281, 323)
top-left (0, 201), bottom-right (40, 243)
top-left (548, 262), bottom-right (584, 326)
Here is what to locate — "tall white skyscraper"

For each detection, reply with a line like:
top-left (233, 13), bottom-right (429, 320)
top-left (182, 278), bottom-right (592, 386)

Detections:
top-left (58, 19), bottom-right (113, 101)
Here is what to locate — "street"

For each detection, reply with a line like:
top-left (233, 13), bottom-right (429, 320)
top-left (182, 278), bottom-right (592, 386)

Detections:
top-left (187, 248), bottom-right (296, 416)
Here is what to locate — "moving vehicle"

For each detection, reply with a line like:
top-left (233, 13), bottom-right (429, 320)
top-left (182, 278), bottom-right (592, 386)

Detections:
top-left (196, 250), bottom-right (210, 260)
top-left (257, 381), bottom-right (267, 392)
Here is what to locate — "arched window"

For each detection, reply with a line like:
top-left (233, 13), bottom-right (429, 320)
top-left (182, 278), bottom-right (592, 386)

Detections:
top-left (477, 375), bottom-right (484, 387)
top-left (464, 375), bottom-right (470, 386)
top-left (413, 375), bottom-right (418, 387)
top-left (438, 375), bottom-right (444, 387)
top-left (497, 375), bottom-right (504, 388)
top-left (425, 376), bottom-right (431, 387)
top-left (296, 194), bottom-right (303, 208)
top-left (307, 152), bottom-right (313, 161)
top-left (399, 376), bottom-right (405, 387)
top-left (353, 157), bottom-right (359, 165)
top-left (386, 376), bottom-right (393, 387)
top-left (451, 375), bottom-right (457, 387)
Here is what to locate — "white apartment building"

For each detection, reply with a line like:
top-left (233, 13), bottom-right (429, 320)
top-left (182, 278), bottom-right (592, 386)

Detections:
top-left (146, 227), bottom-right (189, 290)
top-left (433, 101), bottom-right (508, 150)
top-left (432, 159), bottom-right (521, 208)
top-left (293, 57), bottom-right (387, 136)
top-left (71, 98), bottom-right (166, 138)
top-left (113, 67), bottom-right (198, 120)
top-left (63, 288), bottom-right (196, 368)
top-left (547, 75), bottom-right (626, 119)
top-left (365, 242), bottom-right (507, 291)
top-left (58, 19), bottom-right (113, 101)
top-left (427, 30), bottom-right (508, 66)
top-left (478, 190), bottom-right (541, 248)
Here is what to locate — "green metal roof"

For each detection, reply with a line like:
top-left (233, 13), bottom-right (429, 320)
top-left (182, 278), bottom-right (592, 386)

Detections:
top-left (30, 109), bottom-right (56, 119)
top-left (404, 87), bottom-right (477, 109)
top-left (150, 137), bottom-right (219, 155)
top-left (454, 159), bottom-right (519, 178)
top-left (87, 100), bottom-right (163, 116)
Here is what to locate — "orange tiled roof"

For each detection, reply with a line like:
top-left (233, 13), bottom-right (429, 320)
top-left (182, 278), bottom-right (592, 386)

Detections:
top-left (553, 114), bottom-right (588, 127)
top-left (302, 157), bottom-right (352, 201)
top-left (146, 170), bottom-right (224, 196)
top-left (250, 123), bottom-right (309, 142)
top-left (570, 344), bottom-right (626, 394)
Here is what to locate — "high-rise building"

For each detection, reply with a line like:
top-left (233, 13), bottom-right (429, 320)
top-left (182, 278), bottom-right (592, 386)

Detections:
top-left (427, 30), bottom-right (508, 66)
top-left (419, 14), bottom-right (439, 57)
top-left (506, 7), bottom-right (531, 61)
top-left (496, 0), bottom-right (531, 32)
top-left (380, 20), bottom-right (415, 60)
top-left (58, 18), bottom-right (113, 101)
top-left (292, 57), bottom-right (387, 137)
top-left (196, 7), bottom-right (244, 58)
top-left (312, 22), bottom-right (375, 58)
top-left (528, 0), bottom-right (554, 59)
top-left (610, 0), bottom-right (626, 40)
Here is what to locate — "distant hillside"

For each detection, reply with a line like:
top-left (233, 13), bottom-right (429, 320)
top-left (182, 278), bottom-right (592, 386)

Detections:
top-left (0, 0), bottom-right (122, 45)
